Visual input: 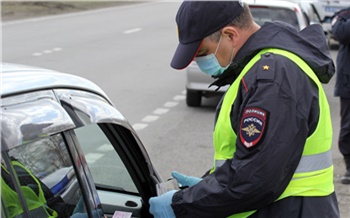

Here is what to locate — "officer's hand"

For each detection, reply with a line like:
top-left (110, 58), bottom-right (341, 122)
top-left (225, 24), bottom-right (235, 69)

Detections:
top-left (149, 190), bottom-right (177, 218)
top-left (172, 171), bottom-right (202, 187)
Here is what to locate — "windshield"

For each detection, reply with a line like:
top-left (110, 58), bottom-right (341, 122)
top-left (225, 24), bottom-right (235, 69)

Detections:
top-left (250, 6), bottom-right (299, 30)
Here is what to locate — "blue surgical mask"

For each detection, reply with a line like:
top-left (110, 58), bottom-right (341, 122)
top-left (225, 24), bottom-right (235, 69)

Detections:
top-left (195, 36), bottom-right (235, 77)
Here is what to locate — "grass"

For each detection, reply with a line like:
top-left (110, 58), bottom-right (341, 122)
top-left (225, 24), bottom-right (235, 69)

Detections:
top-left (1, 1), bottom-right (141, 21)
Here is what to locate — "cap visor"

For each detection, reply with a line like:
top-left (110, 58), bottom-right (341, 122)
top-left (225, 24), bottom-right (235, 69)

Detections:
top-left (170, 40), bottom-right (202, 70)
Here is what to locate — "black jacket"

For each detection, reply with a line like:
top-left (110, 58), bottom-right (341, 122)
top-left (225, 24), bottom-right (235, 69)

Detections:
top-left (333, 7), bottom-right (350, 98)
top-left (171, 22), bottom-right (339, 218)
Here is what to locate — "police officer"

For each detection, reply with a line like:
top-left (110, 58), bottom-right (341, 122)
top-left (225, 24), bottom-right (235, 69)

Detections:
top-left (1, 160), bottom-right (58, 218)
top-left (332, 7), bottom-right (350, 185)
top-left (149, 1), bottom-right (339, 217)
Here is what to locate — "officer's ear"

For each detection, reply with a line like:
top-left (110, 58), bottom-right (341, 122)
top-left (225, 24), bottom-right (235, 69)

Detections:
top-left (222, 26), bottom-right (239, 46)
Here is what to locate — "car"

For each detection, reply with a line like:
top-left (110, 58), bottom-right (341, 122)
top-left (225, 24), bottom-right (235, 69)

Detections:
top-left (186, 0), bottom-right (309, 107)
top-left (317, 0), bottom-right (350, 49)
top-left (297, 0), bottom-right (350, 49)
top-left (246, 0), bottom-right (309, 31)
top-left (1, 63), bottom-right (164, 218)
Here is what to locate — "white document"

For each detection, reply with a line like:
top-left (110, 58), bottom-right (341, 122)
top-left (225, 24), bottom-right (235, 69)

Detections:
top-left (156, 179), bottom-right (179, 196)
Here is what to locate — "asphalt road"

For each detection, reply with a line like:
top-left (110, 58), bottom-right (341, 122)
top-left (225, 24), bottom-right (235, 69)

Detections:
top-left (2, 2), bottom-right (349, 217)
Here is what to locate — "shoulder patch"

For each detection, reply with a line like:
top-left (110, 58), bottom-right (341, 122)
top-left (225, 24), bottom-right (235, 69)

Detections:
top-left (257, 53), bottom-right (275, 81)
top-left (239, 107), bottom-right (267, 148)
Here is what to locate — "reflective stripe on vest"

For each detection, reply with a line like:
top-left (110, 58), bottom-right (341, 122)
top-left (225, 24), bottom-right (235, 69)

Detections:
top-left (212, 48), bottom-right (334, 218)
top-left (215, 149), bottom-right (333, 175)
top-left (1, 162), bottom-right (57, 218)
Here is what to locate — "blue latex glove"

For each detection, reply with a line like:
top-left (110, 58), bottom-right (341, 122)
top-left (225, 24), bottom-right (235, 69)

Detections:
top-left (171, 171), bottom-right (202, 187)
top-left (149, 190), bottom-right (177, 218)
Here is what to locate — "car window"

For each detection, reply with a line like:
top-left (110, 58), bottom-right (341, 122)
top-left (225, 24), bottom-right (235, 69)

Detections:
top-left (1, 134), bottom-right (90, 218)
top-left (250, 7), bottom-right (300, 30)
top-left (55, 89), bottom-right (159, 217)
top-left (74, 124), bottom-right (138, 194)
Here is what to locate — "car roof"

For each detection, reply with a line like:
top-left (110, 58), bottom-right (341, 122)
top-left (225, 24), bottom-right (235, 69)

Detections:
top-left (1, 62), bottom-right (110, 102)
top-left (1, 63), bottom-right (136, 149)
top-left (245, 0), bottom-right (302, 10)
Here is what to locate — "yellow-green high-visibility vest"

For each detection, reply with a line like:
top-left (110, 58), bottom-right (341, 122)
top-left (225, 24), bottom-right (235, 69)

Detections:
top-left (1, 161), bottom-right (57, 218)
top-left (212, 48), bottom-right (334, 218)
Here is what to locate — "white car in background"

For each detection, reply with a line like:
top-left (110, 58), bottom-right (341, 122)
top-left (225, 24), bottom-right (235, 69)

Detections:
top-left (186, 0), bottom-right (309, 107)
top-left (303, 0), bottom-right (350, 49)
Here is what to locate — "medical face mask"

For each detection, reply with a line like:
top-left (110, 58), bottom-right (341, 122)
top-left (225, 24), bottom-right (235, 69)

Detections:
top-left (195, 36), bottom-right (235, 77)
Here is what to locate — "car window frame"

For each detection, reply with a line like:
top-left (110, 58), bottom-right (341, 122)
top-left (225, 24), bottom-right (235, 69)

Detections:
top-left (98, 123), bottom-right (160, 200)
top-left (0, 89), bottom-right (105, 218)
top-left (55, 88), bottom-right (162, 216)
top-left (62, 130), bottom-right (105, 217)
top-left (1, 86), bottom-right (162, 217)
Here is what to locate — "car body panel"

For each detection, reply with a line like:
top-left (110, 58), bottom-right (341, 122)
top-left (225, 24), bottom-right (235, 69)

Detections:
top-left (1, 63), bottom-right (108, 102)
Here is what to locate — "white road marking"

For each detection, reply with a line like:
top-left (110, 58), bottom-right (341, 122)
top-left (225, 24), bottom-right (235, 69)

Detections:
top-left (154, 108), bottom-right (169, 115)
top-left (96, 144), bottom-right (114, 152)
top-left (164, 101), bottom-right (178, 107)
top-left (123, 28), bottom-right (142, 34)
top-left (173, 95), bottom-right (185, 101)
top-left (32, 53), bottom-right (42, 56)
top-left (132, 92), bottom-right (186, 131)
top-left (142, 115), bottom-right (159, 122)
top-left (32, 47), bottom-right (62, 57)
top-left (133, 123), bottom-right (148, 131)
top-left (85, 153), bottom-right (104, 163)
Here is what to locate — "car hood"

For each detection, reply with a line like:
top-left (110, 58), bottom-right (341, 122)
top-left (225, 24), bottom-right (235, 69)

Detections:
top-left (212, 21), bottom-right (335, 87)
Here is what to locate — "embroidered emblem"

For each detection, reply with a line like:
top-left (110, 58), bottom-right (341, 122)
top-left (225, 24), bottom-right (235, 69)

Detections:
top-left (242, 124), bottom-right (261, 137)
top-left (240, 108), bottom-right (267, 148)
top-left (263, 65), bottom-right (269, 71)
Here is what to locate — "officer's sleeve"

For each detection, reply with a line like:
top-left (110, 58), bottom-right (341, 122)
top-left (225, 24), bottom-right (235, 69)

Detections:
top-left (332, 7), bottom-right (350, 44)
top-left (171, 55), bottom-right (319, 217)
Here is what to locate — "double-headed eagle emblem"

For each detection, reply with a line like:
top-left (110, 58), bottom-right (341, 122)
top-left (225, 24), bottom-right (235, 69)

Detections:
top-left (242, 124), bottom-right (261, 137)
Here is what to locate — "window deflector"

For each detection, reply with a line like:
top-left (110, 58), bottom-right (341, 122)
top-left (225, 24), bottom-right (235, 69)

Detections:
top-left (1, 91), bottom-right (75, 151)
top-left (58, 91), bottom-right (129, 128)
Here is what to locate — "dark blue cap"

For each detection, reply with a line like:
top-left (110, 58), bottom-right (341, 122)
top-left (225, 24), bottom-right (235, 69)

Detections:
top-left (171, 1), bottom-right (244, 69)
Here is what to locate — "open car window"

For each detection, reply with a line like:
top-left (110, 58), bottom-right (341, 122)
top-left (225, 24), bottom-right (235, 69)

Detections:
top-left (74, 124), bottom-right (138, 193)
top-left (56, 89), bottom-right (161, 217)
top-left (73, 123), bottom-right (152, 217)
